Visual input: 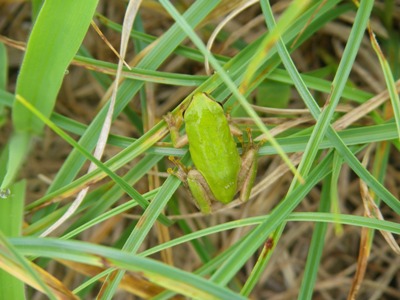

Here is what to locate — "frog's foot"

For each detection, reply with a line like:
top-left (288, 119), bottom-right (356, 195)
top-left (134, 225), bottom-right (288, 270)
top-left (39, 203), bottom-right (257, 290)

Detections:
top-left (164, 112), bottom-right (177, 128)
top-left (164, 113), bottom-right (188, 148)
top-left (167, 156), bottom-right (190, 185)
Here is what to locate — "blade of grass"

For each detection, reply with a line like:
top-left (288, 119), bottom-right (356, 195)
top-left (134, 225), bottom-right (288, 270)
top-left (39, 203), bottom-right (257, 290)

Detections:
top-left (240, 225), bottom-right (284, 297)
top-left (140, 211), bottom-right (400, 259)
top-left (13, 0), bottom-right (98, 133)
top-left (0, 181), bottom-right (26, 300)
top-left (0, 132), bottom-right (30, 190)
top-left (330, 151), bottom-right (345, 234)
top-left (282, 0), bottom-right (373, 188)
top-left (0, 229), bottom-right (57, 299)
top-left (298, 175), bottom-right (332, 299)
top-left (368, 26), bottom-right (400, 141)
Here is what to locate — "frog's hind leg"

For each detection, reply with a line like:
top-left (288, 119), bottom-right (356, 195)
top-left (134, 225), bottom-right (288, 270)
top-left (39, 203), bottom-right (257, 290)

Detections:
top-left (187, 170), bottom-right (217, 214)
top-left (237, 128), bottom-right (259, 202)
top-left (168, 156), bottom-right (217, 214)
top-left (237, 148), bottom-right (257, 202)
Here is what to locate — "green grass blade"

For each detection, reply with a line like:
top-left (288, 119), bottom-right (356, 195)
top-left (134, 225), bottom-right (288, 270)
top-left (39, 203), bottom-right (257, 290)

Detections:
top-left (140, 211), bottom-right (400, 259)
top-left (298, 176), bottom-right (331, 299)
top-left (0, 132), bottom-right (30, 189)
top-left (75, 55), bottom-right (206, 86)
top-left (0, 180), bottom-right (26, 300)
top-left (240, 225), bottom-right (284, 297)
top-left (369, 28), bottom-right (400, 141)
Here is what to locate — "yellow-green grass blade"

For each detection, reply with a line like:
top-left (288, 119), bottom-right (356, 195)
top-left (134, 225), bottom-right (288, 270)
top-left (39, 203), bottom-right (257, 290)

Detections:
top-left (0, 181), bottom-right (26, 300)
top-left (240, 225), bottom-right (284, 297)
top-left (0, 183), bottom-right (75, 298)
top-left (0, 231), bottom-right (58, 299)
top-left (140, 211), bottom-right (400, 259)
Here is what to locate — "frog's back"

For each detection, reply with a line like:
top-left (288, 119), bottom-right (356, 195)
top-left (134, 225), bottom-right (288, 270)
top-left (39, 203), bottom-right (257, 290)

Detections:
top-left (184, 93), bottom-right (241, 203)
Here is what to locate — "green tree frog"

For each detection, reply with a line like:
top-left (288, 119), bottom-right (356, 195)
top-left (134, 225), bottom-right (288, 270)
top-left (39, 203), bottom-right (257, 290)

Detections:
top-left (165, 92), bottom-right (258, 214)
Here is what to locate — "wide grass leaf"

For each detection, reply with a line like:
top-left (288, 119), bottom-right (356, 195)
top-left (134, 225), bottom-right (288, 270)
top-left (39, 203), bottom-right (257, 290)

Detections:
top-left (1, 1), bottom-right (98, 190)
top-left (13, 1), bottom-right (98, 133)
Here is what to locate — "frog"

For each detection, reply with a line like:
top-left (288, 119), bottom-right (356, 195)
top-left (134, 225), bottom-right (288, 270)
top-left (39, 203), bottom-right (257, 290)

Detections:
top-left (164, 92), bottom-right (258, 214)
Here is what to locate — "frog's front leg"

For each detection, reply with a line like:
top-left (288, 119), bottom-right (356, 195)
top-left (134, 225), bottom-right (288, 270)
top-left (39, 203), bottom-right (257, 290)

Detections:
top-left (164, 112), bottom-right (188, 148)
